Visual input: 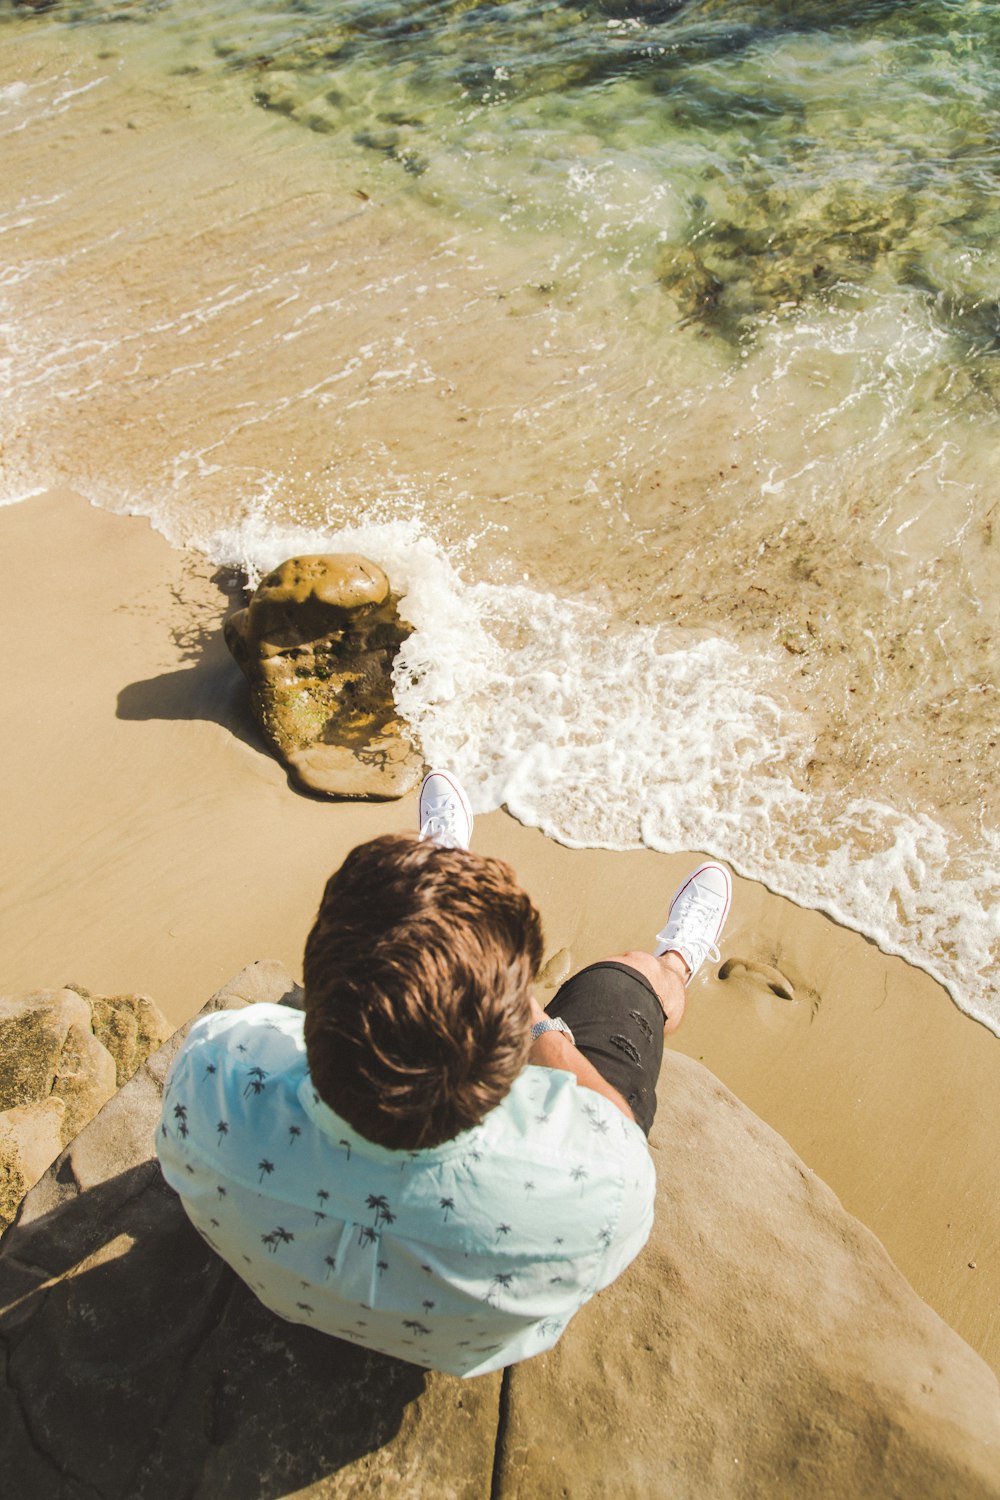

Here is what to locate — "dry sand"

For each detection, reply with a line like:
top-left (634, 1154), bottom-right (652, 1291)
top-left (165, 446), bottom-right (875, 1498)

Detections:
top-left (2, 488), bottom-right (997, 1374)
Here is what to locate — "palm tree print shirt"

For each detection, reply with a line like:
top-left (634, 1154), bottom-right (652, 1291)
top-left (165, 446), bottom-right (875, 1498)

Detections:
top-left (156, 1004), bottom-right (655, 1377)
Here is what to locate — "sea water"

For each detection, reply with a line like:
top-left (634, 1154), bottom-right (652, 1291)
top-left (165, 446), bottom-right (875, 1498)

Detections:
top-left (1, 0), bottom-right (997, 1031)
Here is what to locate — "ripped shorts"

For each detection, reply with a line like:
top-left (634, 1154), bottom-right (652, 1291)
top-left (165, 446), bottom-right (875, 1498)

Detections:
top-left (545, 961), bottom-right (665, 1137)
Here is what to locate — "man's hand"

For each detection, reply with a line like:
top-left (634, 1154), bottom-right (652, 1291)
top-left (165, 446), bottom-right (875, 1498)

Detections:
top-left (528, 993), bottom-right (551, 1029)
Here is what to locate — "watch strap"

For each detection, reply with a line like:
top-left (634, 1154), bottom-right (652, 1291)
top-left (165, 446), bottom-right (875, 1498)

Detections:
top-left (530, 1016), bottom-right (575, 1045)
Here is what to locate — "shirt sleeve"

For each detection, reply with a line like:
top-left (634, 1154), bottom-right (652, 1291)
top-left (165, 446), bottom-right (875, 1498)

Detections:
top-left (594, 1128), bottom-right (657, 1290)
top-left (154, 1013), bottom-right (223, 1181)
top-left (154, 1029), bottom-right (196, 1187)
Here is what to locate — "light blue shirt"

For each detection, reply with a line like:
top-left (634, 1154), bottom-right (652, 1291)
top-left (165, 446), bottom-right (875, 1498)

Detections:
top-left (156, 1004), bottom-right (655, 1377)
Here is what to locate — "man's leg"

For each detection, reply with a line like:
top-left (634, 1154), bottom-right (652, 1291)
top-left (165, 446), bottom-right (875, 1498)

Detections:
top-left (545, 863), bottom-right (732, 1136)
top-left (600, 949), bottom-right (689, 1033)
top-left (545, 961), bottom-right (668, 1135)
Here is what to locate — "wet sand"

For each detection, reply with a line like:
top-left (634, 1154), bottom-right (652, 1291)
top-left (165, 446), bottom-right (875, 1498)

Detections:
top-left (1, 488), bottom-right (997, 1373)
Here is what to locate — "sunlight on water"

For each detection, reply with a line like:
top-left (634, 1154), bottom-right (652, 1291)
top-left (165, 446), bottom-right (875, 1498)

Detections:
top-left (1, 0), bottom-right (998, 1028)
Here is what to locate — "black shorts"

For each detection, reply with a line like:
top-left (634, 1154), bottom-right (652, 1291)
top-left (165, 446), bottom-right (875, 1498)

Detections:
top-left (545, 961), bottom-right (665, 1136)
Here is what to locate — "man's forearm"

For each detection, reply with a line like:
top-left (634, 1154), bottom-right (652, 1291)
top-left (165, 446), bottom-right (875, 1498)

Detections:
top-left (527, 997), bottom-right (635, 1123)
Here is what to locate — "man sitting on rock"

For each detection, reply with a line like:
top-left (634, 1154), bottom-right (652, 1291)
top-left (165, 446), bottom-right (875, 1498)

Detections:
top-left (156, 772), bottom-right (731, 1376)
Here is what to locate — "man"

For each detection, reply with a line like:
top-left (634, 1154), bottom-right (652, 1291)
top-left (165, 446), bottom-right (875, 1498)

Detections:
top-left (157, 772), bottom-right (731, 1377)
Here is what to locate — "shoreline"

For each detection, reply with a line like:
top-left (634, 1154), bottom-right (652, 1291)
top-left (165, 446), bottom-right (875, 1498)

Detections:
top-left (3, 20), bottom-right (998, 1037)
top-left (1, 489), bottom-right (997, 1374)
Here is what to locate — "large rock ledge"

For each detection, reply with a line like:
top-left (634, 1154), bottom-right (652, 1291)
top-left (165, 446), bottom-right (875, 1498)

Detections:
top-left (1, 962), bottom-right (998, 1499)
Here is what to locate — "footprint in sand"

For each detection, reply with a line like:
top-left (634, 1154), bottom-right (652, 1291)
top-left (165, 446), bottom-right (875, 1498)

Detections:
top-left (718, 957), bottom-right (797, 1002)
top-left (537, 948), bottom-right (572, 988)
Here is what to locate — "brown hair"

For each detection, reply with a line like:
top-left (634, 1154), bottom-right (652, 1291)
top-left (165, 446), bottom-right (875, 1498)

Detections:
top-left (303, 833), bottom-right (543, 1150)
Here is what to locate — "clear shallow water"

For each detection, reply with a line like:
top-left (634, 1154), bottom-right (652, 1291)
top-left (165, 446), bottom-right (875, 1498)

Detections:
top-left (1, 0), bottom-right (998, 1029)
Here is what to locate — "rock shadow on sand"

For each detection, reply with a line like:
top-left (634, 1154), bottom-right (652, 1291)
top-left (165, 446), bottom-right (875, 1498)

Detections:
top-left (115, 570), bottom-right (268, 757)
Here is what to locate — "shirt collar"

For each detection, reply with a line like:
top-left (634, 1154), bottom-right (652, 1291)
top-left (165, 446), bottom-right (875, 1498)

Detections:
top-left (296, 1074), bottom-right (483, 1164)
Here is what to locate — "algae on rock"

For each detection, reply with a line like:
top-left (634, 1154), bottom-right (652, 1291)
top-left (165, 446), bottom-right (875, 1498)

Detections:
top-left (0, 985), bottom-right (171, 1230)
top-left (224, 553), bottom-right (423, 800)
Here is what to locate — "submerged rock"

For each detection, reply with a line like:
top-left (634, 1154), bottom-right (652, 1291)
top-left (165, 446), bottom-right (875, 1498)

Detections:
top-left (224, 554), bottom-right (422, 800)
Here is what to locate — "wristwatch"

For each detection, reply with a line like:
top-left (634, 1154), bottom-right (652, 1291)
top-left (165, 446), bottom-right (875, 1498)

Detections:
top-left (530, 1016), bottom-right (575, 1045)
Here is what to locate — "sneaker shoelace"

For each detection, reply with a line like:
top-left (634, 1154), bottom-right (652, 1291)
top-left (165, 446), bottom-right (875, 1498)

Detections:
top-left (657, 884), bottom-right (724, 972)
top-left (419, 795), bottom-right (462, 845)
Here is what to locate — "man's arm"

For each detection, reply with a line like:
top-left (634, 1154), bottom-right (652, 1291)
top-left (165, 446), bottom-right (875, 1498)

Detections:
top-left (526, 994), bottom-right (635, 1123)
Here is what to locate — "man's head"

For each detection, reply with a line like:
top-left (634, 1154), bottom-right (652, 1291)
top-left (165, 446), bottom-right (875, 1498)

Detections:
top-left (303, 833), bottom-right (543, 1151)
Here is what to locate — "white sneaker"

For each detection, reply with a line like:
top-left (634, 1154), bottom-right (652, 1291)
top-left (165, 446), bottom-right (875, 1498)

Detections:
top-left (418, 770), bottom-right (474, 850)
top-left (654, 862), bottom-right (732, 983)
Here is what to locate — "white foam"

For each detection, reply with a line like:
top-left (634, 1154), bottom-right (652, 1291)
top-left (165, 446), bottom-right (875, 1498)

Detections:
top-left (202, 513), bottom-right (1000, 1038)
top-left (0, 70), bottom-right (107, 135)
top-left (0, 488), bottom-right (48, 509)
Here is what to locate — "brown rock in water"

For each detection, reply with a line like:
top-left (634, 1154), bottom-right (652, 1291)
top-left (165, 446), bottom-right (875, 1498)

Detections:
top-left (2, 964), bottom-right (998, 1498)
top-left (0, 986), bottom-right (170, 1229)
top-left (224, 553), bottom-right (422, 799)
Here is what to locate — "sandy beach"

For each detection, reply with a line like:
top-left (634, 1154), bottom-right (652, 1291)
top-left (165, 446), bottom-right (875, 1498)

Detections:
top-left (1, 487), bottom-right (997, 1378)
